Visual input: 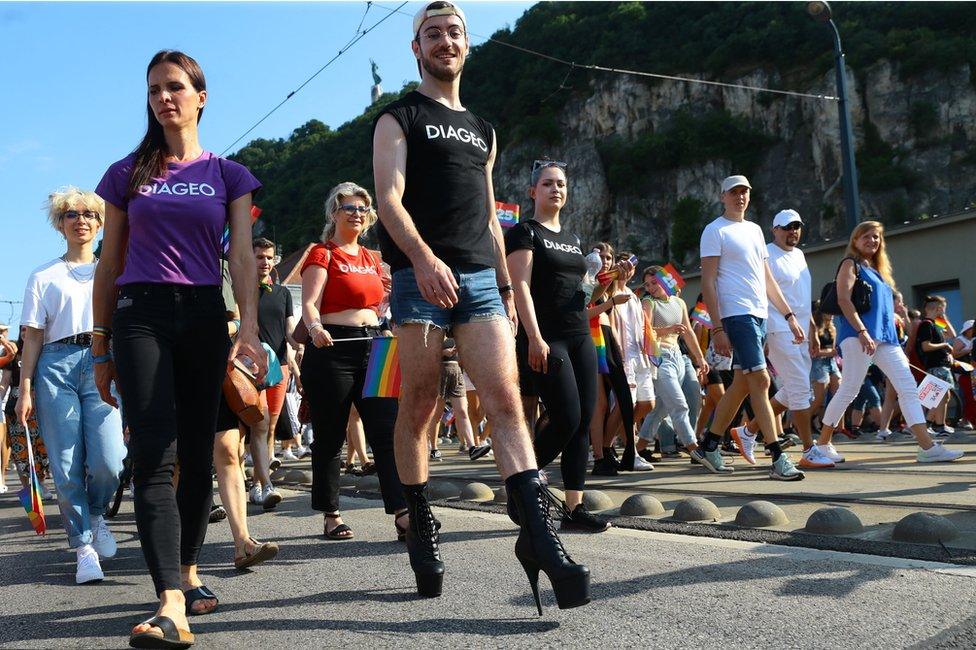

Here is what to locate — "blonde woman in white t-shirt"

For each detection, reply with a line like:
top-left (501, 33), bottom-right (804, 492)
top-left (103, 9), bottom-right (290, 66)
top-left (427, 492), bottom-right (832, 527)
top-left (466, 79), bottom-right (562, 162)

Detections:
top-left (15, 187), bottom-right (126, 585)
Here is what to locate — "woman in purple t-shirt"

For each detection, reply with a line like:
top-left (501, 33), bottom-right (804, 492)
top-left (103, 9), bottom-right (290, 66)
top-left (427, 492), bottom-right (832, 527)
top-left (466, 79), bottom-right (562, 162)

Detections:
top-left (92, 50), bottom-right (267, 649)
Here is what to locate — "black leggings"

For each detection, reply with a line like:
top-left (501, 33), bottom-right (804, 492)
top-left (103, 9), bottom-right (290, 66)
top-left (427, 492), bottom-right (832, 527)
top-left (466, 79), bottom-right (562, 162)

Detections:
top-left (301, 325), bottom-right (405, 515)
top-left (532, 334), bottom-right (598, 491)
top-left (602, 324), bottom-right (636, 460)
top-left (112, 284), bottom-right (229, 596)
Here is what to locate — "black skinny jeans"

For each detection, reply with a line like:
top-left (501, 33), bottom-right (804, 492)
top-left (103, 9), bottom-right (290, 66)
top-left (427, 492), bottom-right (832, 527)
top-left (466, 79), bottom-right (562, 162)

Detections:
top-left (532, 334), bottom-right (598, 491)
top-left (112, 284), bottom-right (229, 596)
top-left (302, 325), bottom-right (405, 515)
top-left (602, 324), bottom-right (636, 460)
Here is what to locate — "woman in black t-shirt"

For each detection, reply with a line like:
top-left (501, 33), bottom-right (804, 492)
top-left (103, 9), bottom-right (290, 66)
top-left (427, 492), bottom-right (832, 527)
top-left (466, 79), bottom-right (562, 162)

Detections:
top-left (505, 161), bottom-right (608, 532)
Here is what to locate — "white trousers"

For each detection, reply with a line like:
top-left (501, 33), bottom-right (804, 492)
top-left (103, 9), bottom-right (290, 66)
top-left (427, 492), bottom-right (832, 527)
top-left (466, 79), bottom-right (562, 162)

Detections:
top-left (767, 331), bottom-right (812, 411)
top-left (823, 338), bottom-right (925, 428)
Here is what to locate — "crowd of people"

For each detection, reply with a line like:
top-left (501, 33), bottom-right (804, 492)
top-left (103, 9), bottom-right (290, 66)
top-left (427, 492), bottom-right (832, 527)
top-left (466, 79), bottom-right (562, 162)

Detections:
top-left (0, 2), bottom-right (970, 649)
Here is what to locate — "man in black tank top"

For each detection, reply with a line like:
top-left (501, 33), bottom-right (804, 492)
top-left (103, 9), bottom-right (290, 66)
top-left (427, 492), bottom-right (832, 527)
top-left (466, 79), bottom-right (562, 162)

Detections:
top-left (372, 0), bottom-right (590, 610)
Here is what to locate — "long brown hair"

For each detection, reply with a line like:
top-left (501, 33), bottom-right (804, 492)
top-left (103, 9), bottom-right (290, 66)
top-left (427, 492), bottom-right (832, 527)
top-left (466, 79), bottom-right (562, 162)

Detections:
top-left (845, 220), bottom-right (896, 289)
top-left (127, 50), bottom-right (207, 196)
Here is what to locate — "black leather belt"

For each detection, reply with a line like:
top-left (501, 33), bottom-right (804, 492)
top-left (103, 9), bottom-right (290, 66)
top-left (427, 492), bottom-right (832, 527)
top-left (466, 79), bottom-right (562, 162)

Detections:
top-left (56, 333), bottom-right (93, 347)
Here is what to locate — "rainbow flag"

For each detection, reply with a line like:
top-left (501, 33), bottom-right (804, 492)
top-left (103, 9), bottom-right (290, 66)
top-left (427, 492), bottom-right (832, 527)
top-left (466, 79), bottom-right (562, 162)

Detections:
top-left (495, 201), bottom-right (520, 229)
top-left (17, 430), bottom-right (45, 536)
top-left (653, 263), bottom-right (686, 297)
top-left (221, 204), bottom-right (263, 254)
top-left (934, 316), bottom-right (950, 332)
top-left (590, 317), bottom-right (609, 374)
top-left (643, 317), bottom-right (662, 367)
top-left (691, 301), bottom-right (712, 328)
top-left (362, 336), bottom-right (401, 398)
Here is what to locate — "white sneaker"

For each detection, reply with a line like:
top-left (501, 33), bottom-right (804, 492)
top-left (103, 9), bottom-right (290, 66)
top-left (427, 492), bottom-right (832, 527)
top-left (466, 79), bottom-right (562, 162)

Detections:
top-left (730, 426), bottom-right (757, 465)
top-left (76, 545), bottom-right (104, 584)
top-left (917, 442), bottom-right (964, 463)
top-left (623, 454), bottom-right (655, 471)
top-left (249, 484), bottom-right (263, 505)
top-left (875, 429), bottom-right (892, 441)
top-left (262, 485), bottom-right (282, 510)
top-left (89, 515), bottom-right (117, 559)
top-left (0, 483), bottom-right (7, 493)
top-left (281, 448), bottom-right (299, 462)
top-left (799, 445), bottom-right (835, 469)
top-left (816, 442), bottom-right (845, 463)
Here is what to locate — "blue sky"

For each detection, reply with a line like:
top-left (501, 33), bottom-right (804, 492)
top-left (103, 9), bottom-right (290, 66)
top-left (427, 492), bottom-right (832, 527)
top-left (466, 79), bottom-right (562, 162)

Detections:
top-left (0, 0), bottom-right (534, 329)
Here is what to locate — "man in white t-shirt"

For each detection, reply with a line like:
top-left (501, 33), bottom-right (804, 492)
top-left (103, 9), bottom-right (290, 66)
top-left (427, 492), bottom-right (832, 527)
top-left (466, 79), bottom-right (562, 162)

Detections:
top-left (733, 209), bottom-right (835, 469)
top-left (698, 176), bottom-right (807, 481)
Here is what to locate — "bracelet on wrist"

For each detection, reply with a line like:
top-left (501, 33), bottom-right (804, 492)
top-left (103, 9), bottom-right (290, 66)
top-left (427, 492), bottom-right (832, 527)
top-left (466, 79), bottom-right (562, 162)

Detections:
top-left (309, 322), bottom-right (324, 331)
top-left (784, 312), bottom-right (796, 321)
top-left (498, 284), bottom-right (514, 294)
top-left (858, 329), bottom-right (868, 335)
top-left (713, 327), bottom-right (725, 334)
top-left (92, 353), bottom-right (113, 364)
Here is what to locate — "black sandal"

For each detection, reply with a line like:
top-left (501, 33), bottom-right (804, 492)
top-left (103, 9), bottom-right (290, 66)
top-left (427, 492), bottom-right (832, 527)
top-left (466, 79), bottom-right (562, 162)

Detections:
top-left (234, 537), bottom-right (279, 570)
top-left (183, 586), bottom-right (218, 616)
top-left (323, 512), bottom-right (354, 540)
top-left (128, 615), bottom-right (194, 649)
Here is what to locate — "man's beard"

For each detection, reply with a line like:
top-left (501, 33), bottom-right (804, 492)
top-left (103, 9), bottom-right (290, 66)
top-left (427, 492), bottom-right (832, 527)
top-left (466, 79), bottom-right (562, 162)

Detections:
top-left (422, 52), bottom-right (464, 82)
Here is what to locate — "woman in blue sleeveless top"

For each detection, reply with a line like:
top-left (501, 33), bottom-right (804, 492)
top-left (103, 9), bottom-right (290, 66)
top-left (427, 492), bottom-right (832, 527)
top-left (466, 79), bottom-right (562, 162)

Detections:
top-left (815, 221), bottom-right (962, 464)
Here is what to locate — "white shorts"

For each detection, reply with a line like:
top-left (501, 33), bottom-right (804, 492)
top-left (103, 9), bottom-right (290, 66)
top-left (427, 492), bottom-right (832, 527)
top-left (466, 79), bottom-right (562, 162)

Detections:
top-left (767, 330), bottom-right (812, 411)
top-left (629, 364), bottom-right (656, 404)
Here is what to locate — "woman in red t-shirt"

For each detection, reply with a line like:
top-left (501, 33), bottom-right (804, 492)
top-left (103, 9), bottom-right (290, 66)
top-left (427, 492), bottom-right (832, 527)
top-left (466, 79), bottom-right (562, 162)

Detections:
top-left (300, 182), bottom-right (406, 540)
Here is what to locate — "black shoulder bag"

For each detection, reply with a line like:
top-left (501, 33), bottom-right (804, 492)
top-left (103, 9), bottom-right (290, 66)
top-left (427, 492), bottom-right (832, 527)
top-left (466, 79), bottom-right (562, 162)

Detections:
top-left (819, 256), bottom-right (873, 315)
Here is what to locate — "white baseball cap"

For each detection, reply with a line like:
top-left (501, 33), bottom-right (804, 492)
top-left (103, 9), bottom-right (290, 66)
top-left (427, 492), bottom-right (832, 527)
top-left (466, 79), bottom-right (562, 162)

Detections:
top-left (772, 209), bottom-right (803, 229)
top-left (413, 1), bottom-right (467, 37)
top-left (963, 319), bottom-right (974, 333)
top-left (721, 175), bottom-right (752, 193)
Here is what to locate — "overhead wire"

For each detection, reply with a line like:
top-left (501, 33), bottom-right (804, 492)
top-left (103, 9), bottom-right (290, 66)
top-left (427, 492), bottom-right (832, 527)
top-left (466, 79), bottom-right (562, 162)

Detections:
top-left (371, 2), bottom-right (839, 102)
top-left (219, 1), bottom-right (406, 156)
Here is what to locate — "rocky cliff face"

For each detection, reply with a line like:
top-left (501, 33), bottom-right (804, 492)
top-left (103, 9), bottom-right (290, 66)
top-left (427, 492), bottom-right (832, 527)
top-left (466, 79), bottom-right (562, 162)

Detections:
top-left (492, 60), bottom-right (976, 268)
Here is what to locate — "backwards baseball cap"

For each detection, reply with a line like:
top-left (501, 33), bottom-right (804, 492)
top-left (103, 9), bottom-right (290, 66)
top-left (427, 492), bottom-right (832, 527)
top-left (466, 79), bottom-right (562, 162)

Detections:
top-left (721, 175), bottom-right (752, 193)
top-left (772, 209), bottom-right (803, 229)
top-left (413, 1), bottom-right (467, 37)
top-left (963, 319), bottom-right (974, 333)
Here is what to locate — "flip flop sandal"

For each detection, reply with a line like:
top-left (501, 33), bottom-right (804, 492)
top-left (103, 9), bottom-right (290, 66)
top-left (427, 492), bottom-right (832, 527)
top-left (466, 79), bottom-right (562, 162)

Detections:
top-left (128, 615), bottom-right (194, 649)
top-left (234, 537), bottom-right (279, 570)
top-left (323, 513), bottom-right (354, 540)
top-left (183, 586), bottom-right (219, 616)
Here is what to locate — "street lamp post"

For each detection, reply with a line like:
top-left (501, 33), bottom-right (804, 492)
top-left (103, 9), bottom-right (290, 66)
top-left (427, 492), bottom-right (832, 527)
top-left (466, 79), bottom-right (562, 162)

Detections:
top-left (807, 0), bottom-right (860, 234)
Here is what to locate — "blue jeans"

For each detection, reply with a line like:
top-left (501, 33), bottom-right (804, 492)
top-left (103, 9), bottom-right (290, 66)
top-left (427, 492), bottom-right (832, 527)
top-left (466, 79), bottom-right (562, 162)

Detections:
top-left (390, 264), bottom-right (505, 330)
top-left (722, 314), bottom-right (767, 373)
top-left (639, 350), bottom-right (701, 448)
top-left (33, 342), bottom-right (125, 548)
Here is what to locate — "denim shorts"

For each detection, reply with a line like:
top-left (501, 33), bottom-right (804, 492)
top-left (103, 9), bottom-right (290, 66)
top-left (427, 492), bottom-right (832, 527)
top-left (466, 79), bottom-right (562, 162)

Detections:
top-left (928, 365), bottom-right (956, 388)
top-left (852, 377), bottom-right (881, 410)
top-left (390, 263), bottom-right (505, 331)
top-left (810, 356), bottom-right (839, 383)
top-left (722, 314), bottom-right (767, 374)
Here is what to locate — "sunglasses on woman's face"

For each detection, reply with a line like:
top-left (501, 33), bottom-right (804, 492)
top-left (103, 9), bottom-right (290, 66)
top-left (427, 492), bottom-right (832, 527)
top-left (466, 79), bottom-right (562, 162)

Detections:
top-left (339, 205), bottom-right (370, 216)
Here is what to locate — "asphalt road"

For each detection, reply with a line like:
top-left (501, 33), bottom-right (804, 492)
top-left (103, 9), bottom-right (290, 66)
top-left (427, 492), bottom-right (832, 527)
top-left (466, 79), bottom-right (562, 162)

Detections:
top-left (2, 488), bottom-right (975, 649)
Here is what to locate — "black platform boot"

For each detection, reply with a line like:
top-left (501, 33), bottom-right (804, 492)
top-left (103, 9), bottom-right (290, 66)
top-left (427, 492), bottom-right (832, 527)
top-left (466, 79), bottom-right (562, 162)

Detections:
top-left (506, 470), bottom-right (590, 615)
top-left (403, 483), bottom-right (444, 598)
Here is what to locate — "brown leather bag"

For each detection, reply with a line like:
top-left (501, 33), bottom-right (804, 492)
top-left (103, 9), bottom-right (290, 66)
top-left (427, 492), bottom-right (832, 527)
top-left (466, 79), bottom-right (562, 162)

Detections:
top-left (222, 360), bottom-right (265, 426)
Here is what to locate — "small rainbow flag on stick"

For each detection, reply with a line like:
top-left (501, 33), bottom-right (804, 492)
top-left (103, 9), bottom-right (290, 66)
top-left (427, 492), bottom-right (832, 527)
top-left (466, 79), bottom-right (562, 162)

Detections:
top-left (934, 316), bottom-right (950, 332)
top-left (18, 430), bottom-right (46, 536)
top-left (590, 317), bottom-right (609, 374)
top-left (691, 301), bottom-right (712, 328)
top-left (653, 263), bottom-right (686, 297)
top-left (495, 201), bottom-right (520, 229)
top-left (362, 336), bottom-right (401, 398)
top-left (221, 205), bottom-right (263, 254)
